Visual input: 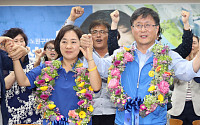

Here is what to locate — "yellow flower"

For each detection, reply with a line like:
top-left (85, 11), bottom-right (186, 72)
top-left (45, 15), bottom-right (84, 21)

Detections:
top-left (107, 77), bottom-right (111, 84)
top-left (88, 86), bottom-right (93, 91)
top-left (40, 86), bottom-right (48, 91)
top-left (79, 111), bottom-right (86, 119)
top-left (87, 105), bottom-right (94, 112)
top-left (78, 82), bottom-right (85, 88)
top-left (158, 94), bottom-right (164, 103)
top-left (43, 67), bottom-right (48, 71)
top-left (37, 103), bottom-right (42, 109)
top-left (79, 89), bottom-right (87, 93)
top-left (148, 85), bottom-right (156, 92)
top-left (124, 47), bottom-right (130, 51)
top-left (48, 104), bottom-right (56, 110)
top-left (77, 63), bottom-right (83, 68)
top-left (148, 71), bottom-right (154, 77)
top-left (77, 120), bottom-right (82, 125)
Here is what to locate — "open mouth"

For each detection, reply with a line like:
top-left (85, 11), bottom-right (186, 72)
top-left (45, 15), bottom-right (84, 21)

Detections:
top-left (96, 39), bottom-right (102, 43)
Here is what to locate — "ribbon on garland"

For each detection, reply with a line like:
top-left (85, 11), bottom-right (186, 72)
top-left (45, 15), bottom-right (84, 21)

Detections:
top-left (124, 97), bottom-right (143, 125)
top-left (51, 117), bottom-right (68, 125)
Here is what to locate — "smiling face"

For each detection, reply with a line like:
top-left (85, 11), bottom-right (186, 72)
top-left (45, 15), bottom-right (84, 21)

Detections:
top-left (131, 15), bottom-right (159, 52)
top-left (91, 25), bottom-right (108, 51)
top-left (44, 43), bottom-right (58, 61)
top-left (60, 30), bottom-right (80, 61)
top-left (13, 34), bottom-right (26, 47)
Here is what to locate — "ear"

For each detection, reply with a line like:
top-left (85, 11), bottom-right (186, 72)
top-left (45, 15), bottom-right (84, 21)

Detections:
top-left (156, 25), bottom-right (159, 35)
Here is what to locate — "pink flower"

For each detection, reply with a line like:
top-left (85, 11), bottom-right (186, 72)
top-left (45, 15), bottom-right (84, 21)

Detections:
top-left (161, 49), bottom-right (166, 54)
top-left (111, 68), bottom-right (121, 78)
top-left (45, 61), bottom-right (51, 65)
top-left (145, 110), bottom-right (150, 115)
top-left (158, 80), bottom-right (169, 94)
top-left (117, 98), bottom-right (121, 104)
top-left (77, 100), bottom-right (85, 106)
top-left (115, 89), bottom-right (121, 95)
top-left (140, 104), bottom-right (147, 111)
top-left (42, 73), bottom-right (53, 81)
top-left (37, 80), bottom-right (45, 85)
top-left (122, 99), bottom-right (127, 105)
top-left (114, 60), bottom-right (121, 66)
top-left (150, 104), bottom-right (157, 112)
top-left (153, 58), bottom-right (158, 67)
top-left (76, 67), bottom-right (85, 74)
top-left (40, 94), bottom-right (49, 100)
top-left (85, 93), bottom-right (92, 100)
top-left (124, 52), bottom-right (133, 62)
top-left (68, 110), bottom-right (77, 119)
top-left (108, 78), bottom-right (119, 89)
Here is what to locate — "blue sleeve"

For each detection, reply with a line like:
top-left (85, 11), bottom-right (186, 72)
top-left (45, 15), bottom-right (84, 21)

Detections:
top-left (27, 64), bottom-right (45, 89)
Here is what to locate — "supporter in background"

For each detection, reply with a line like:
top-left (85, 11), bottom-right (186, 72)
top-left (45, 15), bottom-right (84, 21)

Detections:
top-left (3, 28), bottom-right (42, 124)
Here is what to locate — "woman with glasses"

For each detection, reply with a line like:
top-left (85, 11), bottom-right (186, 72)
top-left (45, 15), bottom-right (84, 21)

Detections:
top-left (3, 28), bottom-right (42, 124)
top-left (34, 40), bottom-right (59, 67)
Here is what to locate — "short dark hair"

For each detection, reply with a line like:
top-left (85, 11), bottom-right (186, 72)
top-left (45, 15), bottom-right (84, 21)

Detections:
top-left (130, 7), bottom-right (163, 41)
top-left (55, 25), bottom-right (83, 58)
top-left (2, 28), bottom-right (28, 46)
top-left (193, 35), bottom-right (199, 43)
top-left (88, 20), bottom-right (110, 33)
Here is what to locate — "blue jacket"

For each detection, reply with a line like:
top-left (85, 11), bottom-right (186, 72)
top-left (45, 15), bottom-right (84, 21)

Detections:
top-left (115, 52), bottom-right (167, 125)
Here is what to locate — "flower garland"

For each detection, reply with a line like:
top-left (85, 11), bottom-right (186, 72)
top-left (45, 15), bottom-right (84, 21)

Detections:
top-left (107, 42), bottom-right (174, 117)
top-left (34, 60), bottom-right (94, 125)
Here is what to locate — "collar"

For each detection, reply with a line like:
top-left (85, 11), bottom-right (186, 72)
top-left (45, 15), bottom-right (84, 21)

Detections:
top-left (132, 40), bottom-right (159, 54)
top-left (93, 49), bottom-right (109, 58)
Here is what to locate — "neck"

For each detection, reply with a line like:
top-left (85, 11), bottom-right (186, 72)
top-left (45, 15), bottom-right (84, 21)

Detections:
top-left (136, 42), bottom-right (155, 54)
top-left (95, 47), bottom-right (108, 57)
top-left (62, 57), bottom-right (78, 72)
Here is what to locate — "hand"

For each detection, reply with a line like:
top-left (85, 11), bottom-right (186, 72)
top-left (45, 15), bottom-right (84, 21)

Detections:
top-left (0, 36), bottom-right (13, 51)
top-left (7, 44), bottom-right (28, 61)
top-left (110, 10), bottom-right (120, 24)
top-left (182, 10), bottom-right (190, 30)
top-left (80, 34), bottom-right (93, 61)
top-left (110, 10), bottom-right (120, 30)
top-left (68, 6), bottom-right (84, 21)
top-left (35, 49), bottom-right (45, 59)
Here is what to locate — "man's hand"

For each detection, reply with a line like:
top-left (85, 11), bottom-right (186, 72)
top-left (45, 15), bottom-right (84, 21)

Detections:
top-left (68, 6), bottom-right (84, 21)
top-left (182, 10), bottom-right (190, 30)
top-left (80, 34), bottom-right (93, 61)
top-left (110, 10), bottom-right (120, 30)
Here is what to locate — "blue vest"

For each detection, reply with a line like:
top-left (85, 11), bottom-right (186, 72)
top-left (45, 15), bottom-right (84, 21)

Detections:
top-left (115, 52), bottom-right (167, 125)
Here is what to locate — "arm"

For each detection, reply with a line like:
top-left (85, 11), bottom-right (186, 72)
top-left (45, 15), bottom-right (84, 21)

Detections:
top-left (172, 10), bottom-right (193, 59)
top-left (63, 6), bottom-right (84, 27)
top-left (80, 34), bottom-right (102, 91)
top-left (4, 71), bottom-right (16, 89)
top-left (108, 10), bottom-right (120, 56)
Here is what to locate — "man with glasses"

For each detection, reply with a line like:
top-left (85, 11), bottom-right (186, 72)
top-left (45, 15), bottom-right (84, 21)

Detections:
top-left (82, 7), bottom-right (200, 125)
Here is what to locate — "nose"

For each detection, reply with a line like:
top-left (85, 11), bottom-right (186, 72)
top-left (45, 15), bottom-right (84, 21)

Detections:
top-left (65, 43), bottom-right (72, 48)
top-left (141, 25), bottom-right (147, 32)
